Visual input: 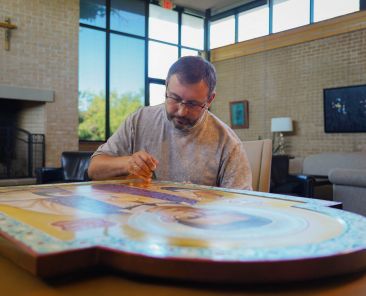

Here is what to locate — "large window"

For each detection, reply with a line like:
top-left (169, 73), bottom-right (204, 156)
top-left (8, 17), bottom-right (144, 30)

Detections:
top-left (79, 0), bottom-right (146, 140)
top-left (148, 4), bottom-right (204, 106)
top-left (79, 0), bottom-right (205, 141)
top-left (210, 0), bottom-right (362, 50)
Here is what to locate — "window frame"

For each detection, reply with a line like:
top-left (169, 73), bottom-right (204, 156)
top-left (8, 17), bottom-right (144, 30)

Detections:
top-left (208, 0), bottom-right (363, 50)
top-left (79, 1), bottom-right (206, 141)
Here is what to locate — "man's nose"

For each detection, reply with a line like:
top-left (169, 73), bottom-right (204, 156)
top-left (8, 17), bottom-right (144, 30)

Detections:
top-left (177, 103), bottom-right (189, 116)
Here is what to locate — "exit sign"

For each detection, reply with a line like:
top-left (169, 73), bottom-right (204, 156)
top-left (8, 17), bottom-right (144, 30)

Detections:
top-left (160, 0), bottom-right (174, 10)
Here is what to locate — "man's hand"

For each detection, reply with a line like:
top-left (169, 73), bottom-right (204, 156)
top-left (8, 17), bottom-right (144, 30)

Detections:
top-left (127, 151), bottom-right (159, 181)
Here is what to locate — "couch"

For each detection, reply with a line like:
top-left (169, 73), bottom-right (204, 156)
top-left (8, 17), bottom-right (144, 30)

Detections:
top-left (329, 168), bottom-right (366, 216)
top-left (290, 152), bottom-right (366, 214)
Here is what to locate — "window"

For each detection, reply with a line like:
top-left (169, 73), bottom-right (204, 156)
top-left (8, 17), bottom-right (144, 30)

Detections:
top-left (181, 48), bottom-right (200, 57)
top-left (149, 84), bottom-right (166, 106)
top-left (110, 34), bottom-right (145, 134)
top-left (238, 4), bottom-right (269, 42)
top-left (149, 4), bottom-right (178, 43)
top-left (147, 4), bottom-right (203, 107)
top-left (210, 16), bottom-right (235, 49)
top-left (149, 41), bottom-right (178, 80)
top-left (182, 14), bottom-right (204, 50)
top-left (78, 28), bottom-right (106, 141)
top-left (110, 0), bottom-right (145, 36)
top-left (79, 0), bottom-right (146, 141)
top-left (79, 1), bottom-right (205, 141)
top-left (273, 0), bottom-right (310, 33)
top-left (314, 0), bottom-right (359, 22)
top-left (80, 0), bottom-right (106, 28)
top-left (210, 0), bottom-right (361, 49)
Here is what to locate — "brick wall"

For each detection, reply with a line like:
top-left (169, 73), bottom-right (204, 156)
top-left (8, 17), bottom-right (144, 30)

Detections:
top-left (0, 0), bottom-right (79, 166)
top-left (211, 28), bottom-right (366, 157)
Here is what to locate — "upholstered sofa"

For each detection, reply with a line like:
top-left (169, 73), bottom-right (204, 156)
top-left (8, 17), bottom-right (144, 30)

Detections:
top-left (290, 152), bottom-right (366, 215)
top-left (329, 168), bottom-right (366, 216)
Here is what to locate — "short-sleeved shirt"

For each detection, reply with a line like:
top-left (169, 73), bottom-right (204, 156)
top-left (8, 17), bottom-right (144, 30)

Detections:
top-left (93, 104), bottom-right (252, 190)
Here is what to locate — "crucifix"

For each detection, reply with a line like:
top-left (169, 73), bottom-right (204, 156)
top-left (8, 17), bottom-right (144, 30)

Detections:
top-left (0, 17), bottom-right (17, 51)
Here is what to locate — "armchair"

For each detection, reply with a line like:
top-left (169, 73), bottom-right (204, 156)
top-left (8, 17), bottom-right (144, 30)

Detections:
top-left (35, 151), bottom-right (93, 184)
top-left (270, 155), bottom-right (316, 197)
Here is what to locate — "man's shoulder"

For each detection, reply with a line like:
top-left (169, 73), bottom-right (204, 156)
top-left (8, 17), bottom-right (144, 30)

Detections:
top-left (130, 104), bottom-right (165, 122)
top-left (206, 111), bottom-right (241, 144)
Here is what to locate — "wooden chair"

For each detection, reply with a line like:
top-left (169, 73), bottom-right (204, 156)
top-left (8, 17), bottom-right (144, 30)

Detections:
top-left (242, 139), bottom-right (272, 192)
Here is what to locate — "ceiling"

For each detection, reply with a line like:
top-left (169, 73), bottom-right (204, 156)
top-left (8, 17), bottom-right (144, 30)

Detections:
top-left (173, 0), bottom-right (253, 15)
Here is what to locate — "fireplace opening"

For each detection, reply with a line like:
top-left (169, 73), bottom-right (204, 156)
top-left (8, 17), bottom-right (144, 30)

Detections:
top-left (0, 99), bottom-right (45, 179)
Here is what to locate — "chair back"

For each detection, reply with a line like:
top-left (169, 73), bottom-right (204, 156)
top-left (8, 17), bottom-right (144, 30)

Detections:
top-left (242, 139), bottom-right (272, 192)
top-left (61, 151), bottom-right (93, 181)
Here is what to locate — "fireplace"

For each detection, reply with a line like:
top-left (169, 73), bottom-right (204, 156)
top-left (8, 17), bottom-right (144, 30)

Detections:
top-left (0, 99), bottom-right (45, 178)
top-left (0, 84), bottom-right (53, 179)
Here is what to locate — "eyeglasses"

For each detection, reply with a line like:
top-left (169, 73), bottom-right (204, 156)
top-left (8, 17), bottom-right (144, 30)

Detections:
top-left (165, 92), bottom-right (207, 112)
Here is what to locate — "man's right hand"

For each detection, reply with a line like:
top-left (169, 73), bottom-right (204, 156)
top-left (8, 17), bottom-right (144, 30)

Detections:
top-left (88, 152), bottom-right (158, 181)
top-left (127, 151), bottom-right (159, 181)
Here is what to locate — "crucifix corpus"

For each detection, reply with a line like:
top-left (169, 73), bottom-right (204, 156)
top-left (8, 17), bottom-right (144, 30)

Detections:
top-left (0, 17), bottom-right (17, 51)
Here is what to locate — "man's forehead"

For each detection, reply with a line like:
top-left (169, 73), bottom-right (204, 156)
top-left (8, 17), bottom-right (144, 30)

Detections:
top-left (168, 74), bottom-right (207, 88)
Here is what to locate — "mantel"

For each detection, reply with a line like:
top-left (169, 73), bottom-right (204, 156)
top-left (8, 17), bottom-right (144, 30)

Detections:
top-left (0, 84), bottom-right (54, 102)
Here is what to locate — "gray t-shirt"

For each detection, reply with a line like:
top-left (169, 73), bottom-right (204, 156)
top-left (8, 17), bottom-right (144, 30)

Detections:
top-left (93, 104), bottom-right (252, 190)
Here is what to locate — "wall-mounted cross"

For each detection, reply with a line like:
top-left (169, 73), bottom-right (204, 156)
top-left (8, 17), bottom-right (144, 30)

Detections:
top-left (0, 17), bottom-right (17, 51)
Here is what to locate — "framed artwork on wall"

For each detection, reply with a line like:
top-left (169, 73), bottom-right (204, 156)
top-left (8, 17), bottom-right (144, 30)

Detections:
top-left (324, 84), bottom-right (366, 133)
top-left (230, 100), bottom-right (249, 129)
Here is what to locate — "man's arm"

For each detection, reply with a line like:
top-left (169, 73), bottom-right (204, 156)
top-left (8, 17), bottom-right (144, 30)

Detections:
top-left (218, 143), bottom-right (253, 190)
top-left (88, 151), bottom-right (158, 181)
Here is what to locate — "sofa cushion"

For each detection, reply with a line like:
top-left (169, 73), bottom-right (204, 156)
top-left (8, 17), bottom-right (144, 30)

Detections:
top-left (329, 168), bottom-right (366, 188)
top-left (302, 152), bottom-right (366, 176)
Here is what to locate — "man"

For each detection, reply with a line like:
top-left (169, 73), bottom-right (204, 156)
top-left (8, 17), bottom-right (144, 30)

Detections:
top-left (88, 56), bottom-right (252, 190)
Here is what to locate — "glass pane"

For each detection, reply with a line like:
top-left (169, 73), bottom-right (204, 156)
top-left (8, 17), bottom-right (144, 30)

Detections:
top-left (149, 41), bottom-right (178, 79)
top-left (181, 48), bottom-right (199, 57)
top-left (210, 16), bottom-right (235, 49)
top-left (111, 0), bottom-right (145, 36)
top-left (314, 0), bottom-right (359, 22)
top-left (182, 14), bottom-right (204, 50)
top-left (149, 84), bottom-right (166, 106)
top-left (238, 5), bottom-right (269, 42)
top-left (80, 0), bottom-right (106, 28)
top-left (78, 28), bottom-right (106, 140)
top-left (273, 0), bottom-right (309, 33)
top-left (149, 4), bottom-right (178, 44)
top-left (110, 34), bottom-right (145, 134)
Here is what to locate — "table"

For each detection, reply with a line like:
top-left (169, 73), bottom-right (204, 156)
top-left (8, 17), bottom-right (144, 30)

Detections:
top-left (1, 255), bottom-right (366, 296)
top-left (0, 180), bottom-right (365, 293)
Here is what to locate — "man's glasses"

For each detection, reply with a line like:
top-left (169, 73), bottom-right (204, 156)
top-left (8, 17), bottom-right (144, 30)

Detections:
top-left (165, 92), bottom-right (207, 112)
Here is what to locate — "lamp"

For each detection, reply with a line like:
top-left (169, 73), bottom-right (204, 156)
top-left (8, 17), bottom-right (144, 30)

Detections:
top-left (271, 117), bottom-right (293, 155)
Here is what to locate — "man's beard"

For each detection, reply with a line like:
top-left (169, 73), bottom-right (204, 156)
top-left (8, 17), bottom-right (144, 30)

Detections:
top-left (166, 112), bottom-right (198, 131)
top-left (170, 115), bottom-right (195, 130)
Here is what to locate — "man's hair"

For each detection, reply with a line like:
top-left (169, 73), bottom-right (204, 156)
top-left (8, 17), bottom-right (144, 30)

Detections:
top-left (166, 56), bottom-right (216, 97)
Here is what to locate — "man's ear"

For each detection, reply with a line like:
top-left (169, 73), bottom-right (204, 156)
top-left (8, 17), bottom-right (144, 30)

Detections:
top-left (207, 92), bottom-right (216, 107)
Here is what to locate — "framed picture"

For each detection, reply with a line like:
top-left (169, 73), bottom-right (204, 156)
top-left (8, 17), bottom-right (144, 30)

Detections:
top-left (229, 100), bottom-right (249, 129)
top-left (324, 84), bottom-right (366, 133)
